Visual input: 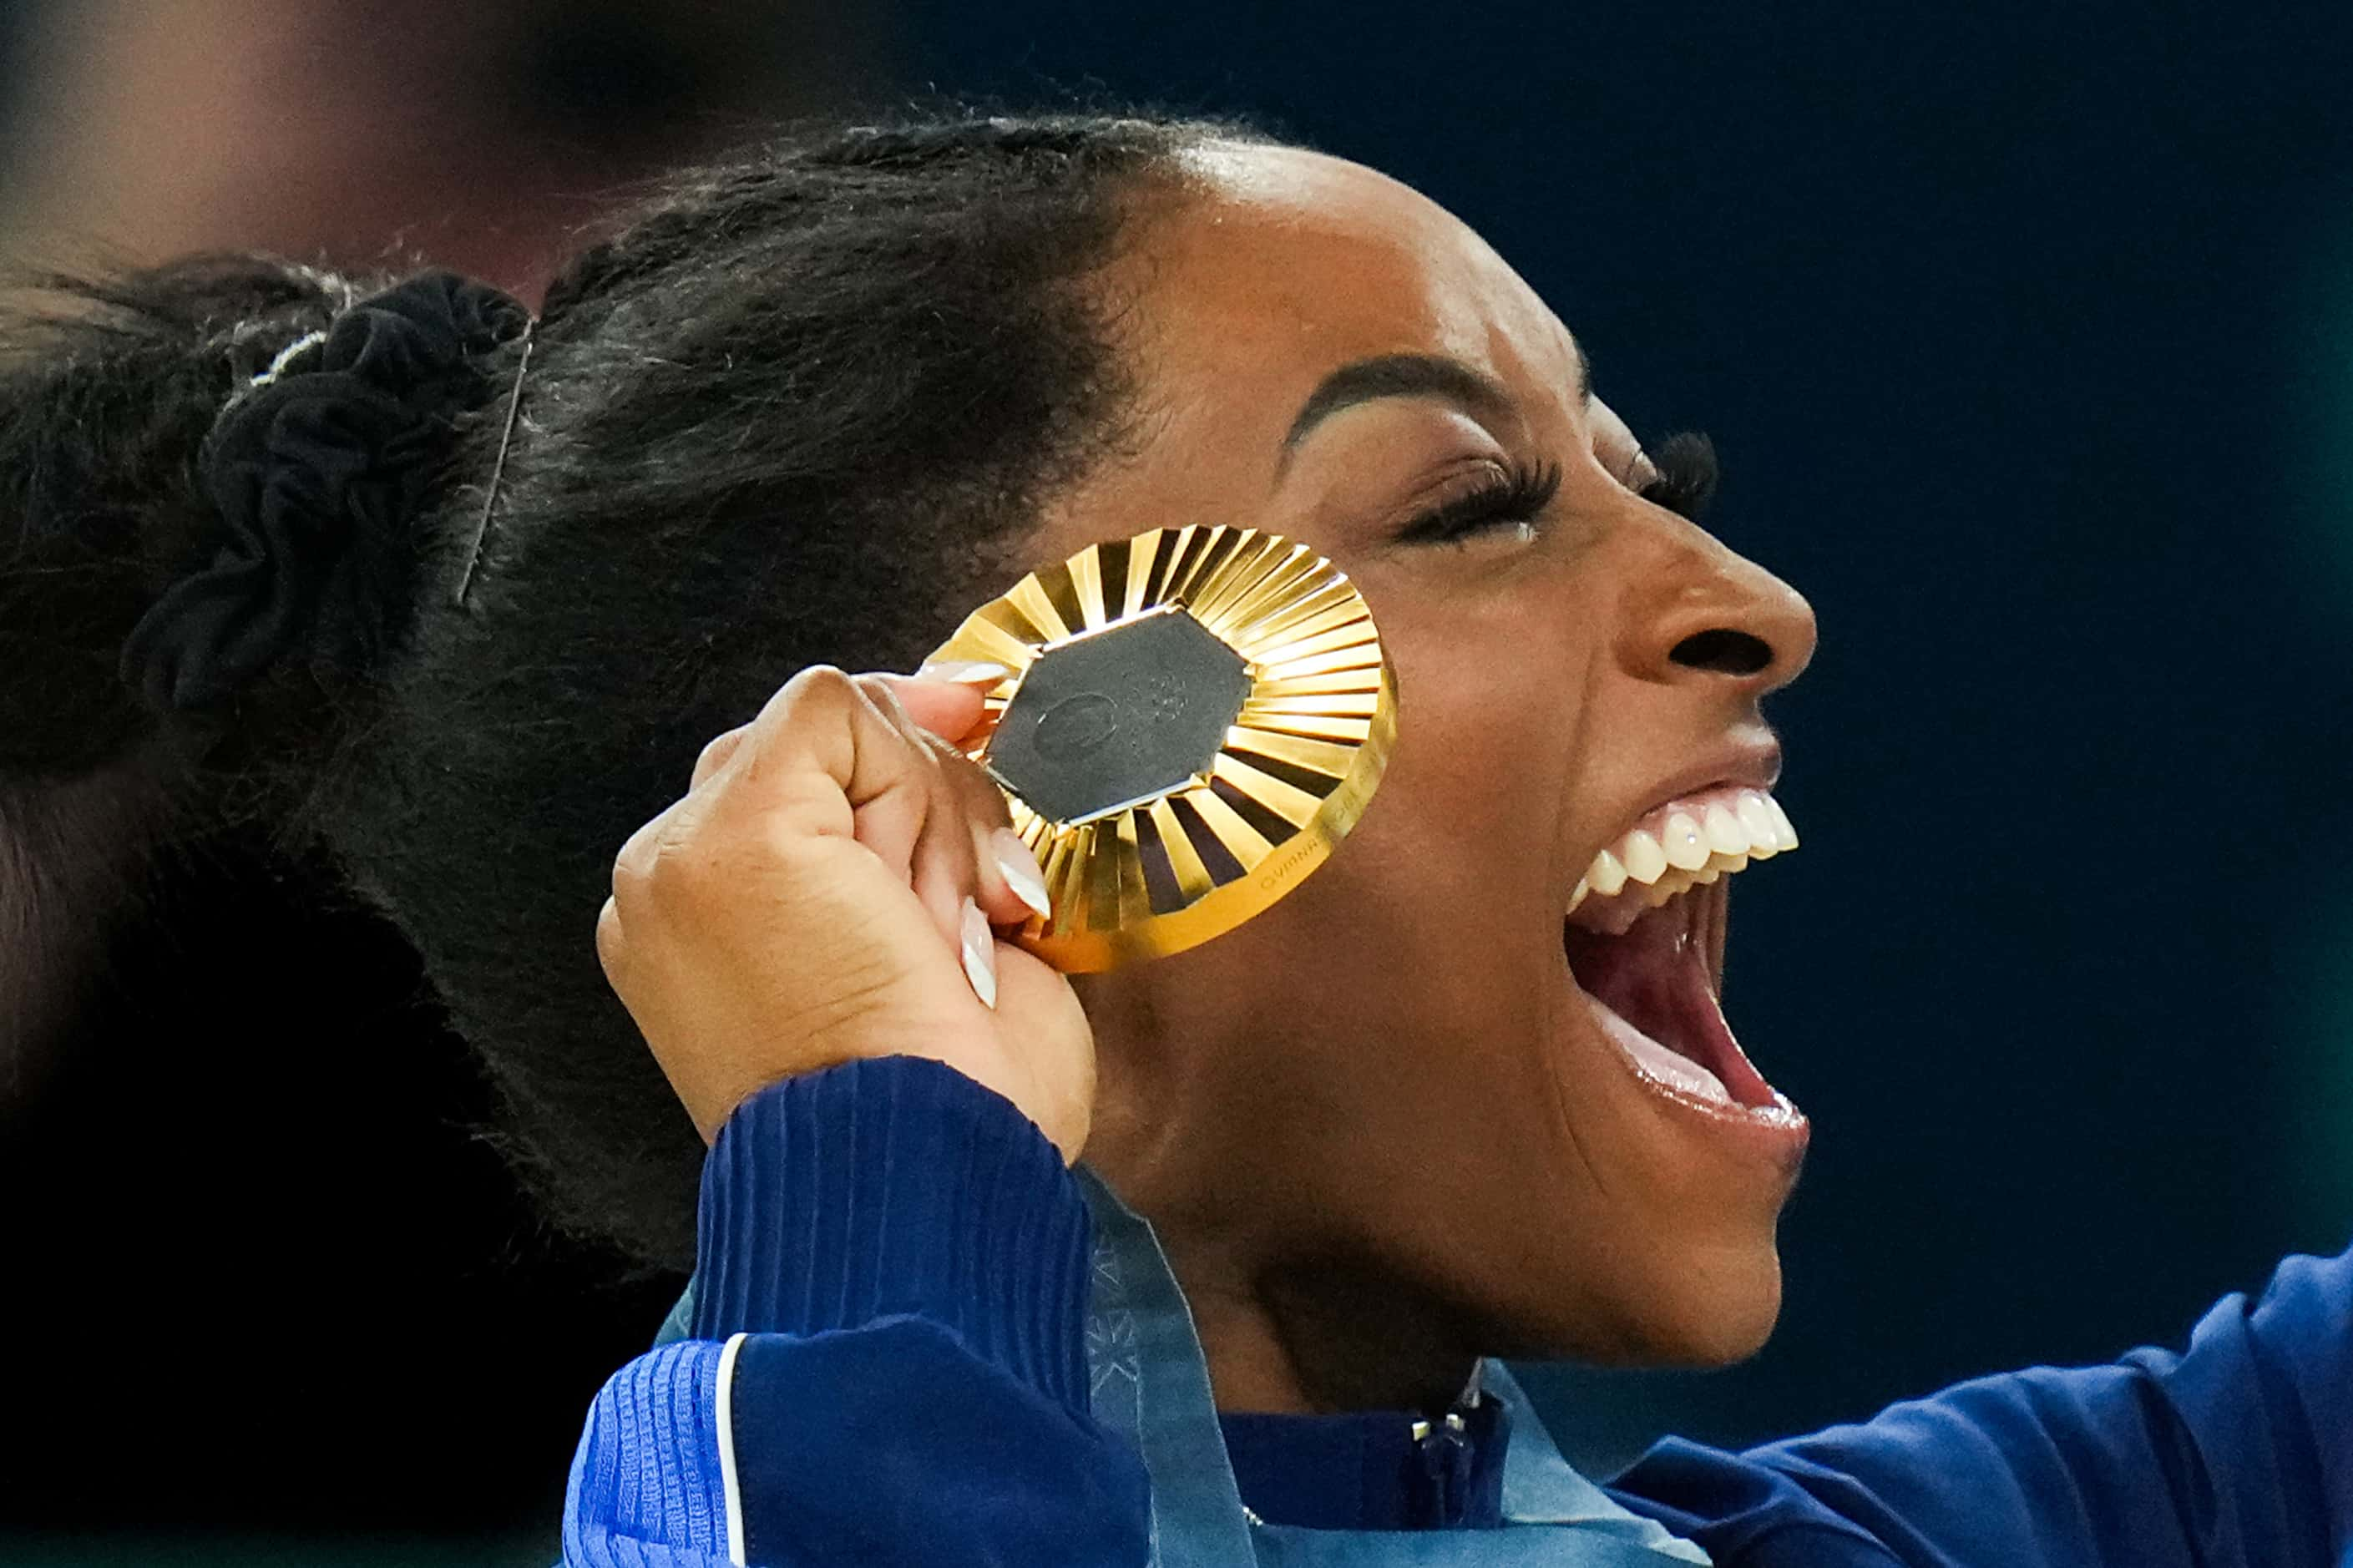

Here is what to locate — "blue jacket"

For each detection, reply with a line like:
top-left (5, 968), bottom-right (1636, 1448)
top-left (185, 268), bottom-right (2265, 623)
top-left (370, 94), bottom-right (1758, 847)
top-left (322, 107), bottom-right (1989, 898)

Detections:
top-left (559, 1054), bottom-right (2353, 1565)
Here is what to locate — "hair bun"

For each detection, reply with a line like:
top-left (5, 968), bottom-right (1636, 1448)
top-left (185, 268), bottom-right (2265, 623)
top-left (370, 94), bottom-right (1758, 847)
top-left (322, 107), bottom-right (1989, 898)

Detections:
top-left (118, 270), bottom-right (529, 716)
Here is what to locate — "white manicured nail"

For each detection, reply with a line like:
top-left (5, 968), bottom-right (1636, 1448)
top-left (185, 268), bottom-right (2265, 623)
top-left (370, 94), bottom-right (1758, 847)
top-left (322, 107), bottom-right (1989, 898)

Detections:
top-left (916, 660), bottom-right (1013, 685)
top-left (959, 898), bottom-right (997, 1009)
top-left (991, 828), bottom-right (1052, 921)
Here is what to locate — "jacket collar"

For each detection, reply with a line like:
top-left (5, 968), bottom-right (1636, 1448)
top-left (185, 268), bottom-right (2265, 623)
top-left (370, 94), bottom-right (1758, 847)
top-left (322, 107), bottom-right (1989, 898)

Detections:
top-left (1074, 1165), bottom-right (1710, 1564)
top-left (653, 1166), bottom-right (1710, 1564)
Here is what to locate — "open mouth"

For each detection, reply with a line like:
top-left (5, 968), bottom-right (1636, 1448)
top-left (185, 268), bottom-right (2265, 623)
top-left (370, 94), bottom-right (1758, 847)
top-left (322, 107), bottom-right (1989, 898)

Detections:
top-left (1561, 787), bottom-right (1796, 1112)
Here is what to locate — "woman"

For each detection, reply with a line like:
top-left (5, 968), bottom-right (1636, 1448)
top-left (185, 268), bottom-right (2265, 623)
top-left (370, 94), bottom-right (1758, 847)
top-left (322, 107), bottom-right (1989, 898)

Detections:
top-left (4, 112), bottom-right (2344, 1565)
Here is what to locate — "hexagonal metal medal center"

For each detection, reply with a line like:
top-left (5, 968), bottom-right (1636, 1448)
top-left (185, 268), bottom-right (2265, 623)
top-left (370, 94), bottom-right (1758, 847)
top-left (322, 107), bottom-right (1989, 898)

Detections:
top-left (986, 607), bottom-right (1252, 826)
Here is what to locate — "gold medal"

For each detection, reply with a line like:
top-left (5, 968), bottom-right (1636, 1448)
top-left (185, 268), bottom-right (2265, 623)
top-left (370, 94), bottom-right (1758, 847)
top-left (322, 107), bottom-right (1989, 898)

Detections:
top-left (926, 526), bottom-right (1397, 970)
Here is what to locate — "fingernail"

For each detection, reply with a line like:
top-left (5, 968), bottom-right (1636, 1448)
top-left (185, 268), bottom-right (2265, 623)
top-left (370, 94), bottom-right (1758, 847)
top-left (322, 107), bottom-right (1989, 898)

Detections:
top-left (914, 660), bottom-right (1013, 685)
top-left (959, 898), bottom-right (998, 1009)
top-left (991, 827), bottom-right (1053, 922)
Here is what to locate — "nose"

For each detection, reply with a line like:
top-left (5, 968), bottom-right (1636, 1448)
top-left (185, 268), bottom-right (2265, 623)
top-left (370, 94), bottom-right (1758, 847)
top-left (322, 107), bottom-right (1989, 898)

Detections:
top-left (1622, 535), bottom-right (1816, 699)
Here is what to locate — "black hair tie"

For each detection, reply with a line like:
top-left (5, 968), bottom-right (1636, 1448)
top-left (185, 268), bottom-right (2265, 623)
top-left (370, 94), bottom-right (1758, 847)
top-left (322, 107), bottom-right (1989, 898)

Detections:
top-left (119, 270), bottom-right (530, 716)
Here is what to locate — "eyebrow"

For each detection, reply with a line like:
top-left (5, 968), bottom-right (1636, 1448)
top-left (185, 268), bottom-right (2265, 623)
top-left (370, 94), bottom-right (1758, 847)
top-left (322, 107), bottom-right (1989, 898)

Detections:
top-left (1279, 345), bottom-right (1591, 458)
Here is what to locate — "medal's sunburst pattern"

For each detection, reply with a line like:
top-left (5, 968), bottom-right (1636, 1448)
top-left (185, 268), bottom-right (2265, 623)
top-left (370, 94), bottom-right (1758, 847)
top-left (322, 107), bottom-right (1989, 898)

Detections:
top-left (927, 525), bottom-right (1398, 971)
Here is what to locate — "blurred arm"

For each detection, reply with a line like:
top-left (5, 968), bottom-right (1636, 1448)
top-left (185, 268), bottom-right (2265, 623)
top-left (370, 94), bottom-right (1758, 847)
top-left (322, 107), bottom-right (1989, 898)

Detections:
top-left (1607, 1242), bottom-right (2353, 1565)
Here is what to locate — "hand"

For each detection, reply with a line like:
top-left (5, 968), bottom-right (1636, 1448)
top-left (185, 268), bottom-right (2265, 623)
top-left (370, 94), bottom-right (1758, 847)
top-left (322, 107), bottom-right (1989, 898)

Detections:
top-left (594, 665), bottom-right (1094, 1161)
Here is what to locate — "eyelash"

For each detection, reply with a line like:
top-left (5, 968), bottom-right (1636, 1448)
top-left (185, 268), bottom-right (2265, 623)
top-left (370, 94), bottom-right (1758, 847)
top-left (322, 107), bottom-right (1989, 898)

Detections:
top-left (1638, 431), bottom-right (1720, 523)
top-left (1394, 460), bottom-right (1563, 545)
top-left (1393, 429), bottom-right (1721, 545)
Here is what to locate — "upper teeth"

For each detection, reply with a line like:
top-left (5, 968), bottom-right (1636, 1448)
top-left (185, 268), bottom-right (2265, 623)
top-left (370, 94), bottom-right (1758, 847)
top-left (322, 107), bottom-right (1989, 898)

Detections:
top-left (1568, 788), bottom-right (1797, 920)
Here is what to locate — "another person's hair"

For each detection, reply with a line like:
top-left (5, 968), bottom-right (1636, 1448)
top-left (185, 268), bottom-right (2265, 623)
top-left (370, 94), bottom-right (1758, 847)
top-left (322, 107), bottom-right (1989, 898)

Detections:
top-left (0, 111), bottom-right (1245, 1267)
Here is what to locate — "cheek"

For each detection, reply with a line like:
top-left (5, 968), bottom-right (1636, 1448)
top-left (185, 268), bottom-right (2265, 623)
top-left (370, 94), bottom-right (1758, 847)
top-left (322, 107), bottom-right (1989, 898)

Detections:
top-left (1247, 662), bottom-right (1572, 1039)
top-left (1155, 573), bottom-right (1613, 1059)
top-left (1179, 667), bottom-right (1557, 1024)
top-left (1374, 627), bottom-right (1586, 883)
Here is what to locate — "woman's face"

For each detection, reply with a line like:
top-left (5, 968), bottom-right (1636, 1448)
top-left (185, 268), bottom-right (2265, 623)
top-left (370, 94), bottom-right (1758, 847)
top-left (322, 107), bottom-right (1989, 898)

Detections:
top-left (1023, 143), bottom-right (1818, 1412)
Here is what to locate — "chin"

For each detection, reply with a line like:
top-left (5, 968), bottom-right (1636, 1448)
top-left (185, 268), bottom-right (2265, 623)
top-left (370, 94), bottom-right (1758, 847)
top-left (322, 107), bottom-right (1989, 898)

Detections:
top-left (1660, 1273), bottom-right (1783, 1367)
top-left (1623, 1236), bottom-right (1785, 1368)
top-left (1511, 1233), bottom-right (1786, 1369)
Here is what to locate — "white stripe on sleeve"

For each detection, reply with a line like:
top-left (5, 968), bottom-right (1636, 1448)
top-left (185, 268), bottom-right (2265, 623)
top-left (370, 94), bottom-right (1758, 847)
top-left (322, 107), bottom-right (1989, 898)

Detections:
top-left (715, 1331), bottom-right (751, 1567)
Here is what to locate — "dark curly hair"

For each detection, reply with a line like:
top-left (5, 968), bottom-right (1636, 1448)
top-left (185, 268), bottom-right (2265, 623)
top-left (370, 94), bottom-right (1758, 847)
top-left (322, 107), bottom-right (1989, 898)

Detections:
top-left (0, 111), bottom-right (1257, 1267)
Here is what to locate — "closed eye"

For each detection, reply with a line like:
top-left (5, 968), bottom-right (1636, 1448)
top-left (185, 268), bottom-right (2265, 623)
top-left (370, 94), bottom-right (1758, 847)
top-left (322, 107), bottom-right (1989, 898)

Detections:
top-left (1393, 460), bottom-right (1563, 546)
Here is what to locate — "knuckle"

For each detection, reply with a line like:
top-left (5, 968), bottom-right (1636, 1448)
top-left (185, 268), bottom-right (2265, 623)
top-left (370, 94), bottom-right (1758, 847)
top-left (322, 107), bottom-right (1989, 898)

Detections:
top-left (749, 664), bottom-right (855, 747)
top-left (611, 807), bottom-right (719, 914)
top-left (594, 898), bottom-right (627, 968)
top-left (780, 662), bottom-right (854, 710)
top-left (752, 664), bottom-right (883, 773)
top-left (645, 837), bottom-right (729, 916)
top-left (858, 672), bottom-right (913, 726)
top-left (610, 816), bottom-right (663, 898)
top-left (693, 726), bottom-right (746, 781)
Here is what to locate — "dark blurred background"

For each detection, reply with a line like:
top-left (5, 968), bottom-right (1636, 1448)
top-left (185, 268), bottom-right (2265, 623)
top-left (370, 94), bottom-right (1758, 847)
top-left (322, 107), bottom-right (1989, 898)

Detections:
top-left (3, 0), bottom-right (2350, 1560)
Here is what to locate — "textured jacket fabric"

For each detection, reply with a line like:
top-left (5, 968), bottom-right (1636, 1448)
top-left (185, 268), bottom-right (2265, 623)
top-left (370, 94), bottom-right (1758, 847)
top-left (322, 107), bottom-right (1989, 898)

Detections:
top-left (560, 1053), bottom-right (2352, 1565)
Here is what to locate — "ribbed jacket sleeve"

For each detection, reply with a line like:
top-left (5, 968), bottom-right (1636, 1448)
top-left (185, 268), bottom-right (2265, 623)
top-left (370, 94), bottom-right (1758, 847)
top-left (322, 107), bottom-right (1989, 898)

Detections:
top-left (691, 1048), bottom-right (1096, 1410)
top-left (560, 1054), bottom-right (1150, 1567)
top-left (1606, 1239), bottom-right (2353, 1566)
top-left (563, 1340), bottom-right (736, 1567)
